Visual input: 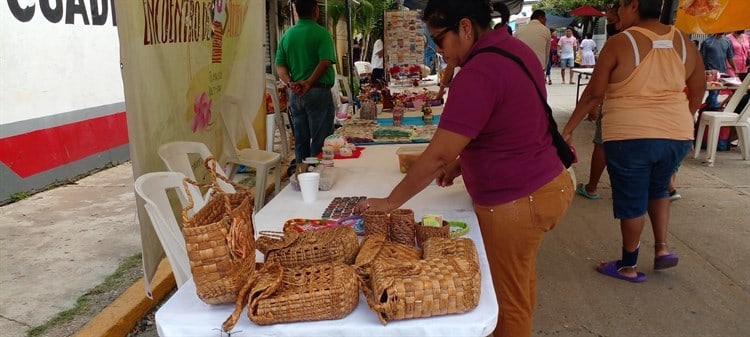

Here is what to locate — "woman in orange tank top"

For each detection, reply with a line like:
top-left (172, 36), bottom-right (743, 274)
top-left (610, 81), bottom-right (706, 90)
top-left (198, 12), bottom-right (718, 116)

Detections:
top-left (561, 0), bottom-right (705, 283)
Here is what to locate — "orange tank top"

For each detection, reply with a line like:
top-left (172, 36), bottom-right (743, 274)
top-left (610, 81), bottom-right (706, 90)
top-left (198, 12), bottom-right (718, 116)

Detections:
top-left (602, 26), bottom-right (694, 142)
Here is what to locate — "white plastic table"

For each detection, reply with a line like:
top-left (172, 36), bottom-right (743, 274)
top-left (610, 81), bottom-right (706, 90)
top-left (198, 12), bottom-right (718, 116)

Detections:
top-left (155, 144), bottom-right (499, 337)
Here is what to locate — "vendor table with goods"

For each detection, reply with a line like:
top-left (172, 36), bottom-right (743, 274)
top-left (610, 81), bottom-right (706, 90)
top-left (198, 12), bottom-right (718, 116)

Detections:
top-left (337, 82), bottom-right (446, 144)
top-left (155, 144), bottom-right (499, 337)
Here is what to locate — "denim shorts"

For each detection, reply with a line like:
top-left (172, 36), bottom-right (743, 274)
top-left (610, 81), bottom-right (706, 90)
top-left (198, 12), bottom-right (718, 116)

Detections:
top-left (604, 139), bottom-right (692, 219)
top-left (560, 57), bottom-right (574, 68)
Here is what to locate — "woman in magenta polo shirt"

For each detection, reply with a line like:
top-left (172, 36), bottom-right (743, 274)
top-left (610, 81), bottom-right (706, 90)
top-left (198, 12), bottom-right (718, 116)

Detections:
top-left (355, 1), bottom-right (574, 336)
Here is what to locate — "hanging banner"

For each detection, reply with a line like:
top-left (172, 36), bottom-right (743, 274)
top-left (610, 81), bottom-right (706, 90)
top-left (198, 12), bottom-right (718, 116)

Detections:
top-left (115, 0), bottom-right (266, 295)
top-left (675, 0), bottom-right (750, 34)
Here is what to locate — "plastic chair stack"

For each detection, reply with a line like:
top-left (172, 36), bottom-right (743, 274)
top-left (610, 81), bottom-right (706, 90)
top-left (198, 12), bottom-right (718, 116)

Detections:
top-left (134, 171), bottom-right (202, 288)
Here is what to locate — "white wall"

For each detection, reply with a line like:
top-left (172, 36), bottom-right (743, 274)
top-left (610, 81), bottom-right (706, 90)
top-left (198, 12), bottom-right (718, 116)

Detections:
top-left (0, 0), bottom-right (124, 125)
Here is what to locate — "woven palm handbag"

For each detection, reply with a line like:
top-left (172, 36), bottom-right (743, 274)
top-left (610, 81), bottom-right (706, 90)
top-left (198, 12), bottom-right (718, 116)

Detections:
top-left (421, 237), bottom-right (479, 265)
top-left (222, 262), bottom-right (361, 330)
top-left (181, 158), bottom-right (255, 305)
top-left (364, 256), bottom-right (481, 324)
top-left (353, 234), bottom-right (421, 283)
top-left (256, 225), bottom-right (359, 268)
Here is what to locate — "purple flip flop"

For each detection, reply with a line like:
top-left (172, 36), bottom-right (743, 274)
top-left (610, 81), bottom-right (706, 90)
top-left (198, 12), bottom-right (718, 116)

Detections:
top-left (654, 253), bottom-right (679, 270)
top-left (597, 261), bottom-right (647, 283)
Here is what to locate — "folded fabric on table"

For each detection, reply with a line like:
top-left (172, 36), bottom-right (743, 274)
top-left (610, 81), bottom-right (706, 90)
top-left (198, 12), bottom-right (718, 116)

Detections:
top-left (377, 115), bottom-right (442, 126)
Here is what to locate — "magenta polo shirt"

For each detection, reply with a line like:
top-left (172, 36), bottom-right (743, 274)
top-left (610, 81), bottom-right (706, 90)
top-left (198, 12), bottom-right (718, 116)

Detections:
top-left (438, 28), bottom-right (562, 206)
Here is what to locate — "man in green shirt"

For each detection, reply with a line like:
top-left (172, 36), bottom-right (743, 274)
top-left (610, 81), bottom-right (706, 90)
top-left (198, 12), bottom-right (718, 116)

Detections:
top-left (276, 0), bottom-right (337, 164)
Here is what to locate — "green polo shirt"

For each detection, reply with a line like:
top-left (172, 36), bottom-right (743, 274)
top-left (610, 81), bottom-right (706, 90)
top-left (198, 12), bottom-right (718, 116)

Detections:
top-left (276, 19), bottom-right (336, 86)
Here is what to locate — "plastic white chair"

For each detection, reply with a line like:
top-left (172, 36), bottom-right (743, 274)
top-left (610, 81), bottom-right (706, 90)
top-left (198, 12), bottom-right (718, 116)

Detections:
top-left (354, 61), bottom-right (372, 83)
top-left (336, 74), bottom-right (353, 104)
top-left (265, 74), bottom-right (291, 159)
top-left (157, 141), bottom-right (235, 198)
top-left (331, 74), bottom-right (353, 122)
top-left (134, 171), bottom-right (204, 288)
top-left (354, 61), bottom-right (372, 75)
top-left (694, 76), bottom-right (750, 166)
top-left (220, 95), bottom-right (282, 210)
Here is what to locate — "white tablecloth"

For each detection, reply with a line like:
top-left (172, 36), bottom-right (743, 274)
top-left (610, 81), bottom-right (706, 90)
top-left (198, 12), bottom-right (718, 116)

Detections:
top-left (156, 145), bottom-right (498, 337)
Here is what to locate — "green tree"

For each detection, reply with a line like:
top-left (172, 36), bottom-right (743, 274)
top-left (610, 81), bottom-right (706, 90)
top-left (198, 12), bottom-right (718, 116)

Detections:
top-left (535, 0), bottom-right (616, 14)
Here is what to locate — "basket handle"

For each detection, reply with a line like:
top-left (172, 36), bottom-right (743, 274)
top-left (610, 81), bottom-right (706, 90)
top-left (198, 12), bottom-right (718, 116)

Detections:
top-left (222, 267), bottom-right (259, 332)
top-left (181, 177), bottom-right (213, 222)
top-left (246, 263), bottom-right (284, 323)
top-left (204, 156), bottom-right (252, 193)
top-left (356, 272), bottom-right (390, 325)
top-left (222, 263), bottom-right (283, 332)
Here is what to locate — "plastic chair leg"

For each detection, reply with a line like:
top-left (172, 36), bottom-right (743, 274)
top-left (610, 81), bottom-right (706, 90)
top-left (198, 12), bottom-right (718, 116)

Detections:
top-left (694, 121), bottom-right (707, 159)
top-left (273, 164), bottom-right (282, 195)
top-left (706, 123), bottom-right (721, 166)
top-left (737, 126), bottom-right (750, 160)
top-left (274, 110), bottom-right (290, 159)
top-left (255, 167), bottom-right (269, 211)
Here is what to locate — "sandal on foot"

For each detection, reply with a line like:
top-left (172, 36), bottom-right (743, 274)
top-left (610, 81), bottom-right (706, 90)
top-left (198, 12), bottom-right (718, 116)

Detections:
top-left (597, 261), bottom-right (647, 283)
top-left (576, 183), bottom-right (601, 199)
top-left (654, 253), bottom-right (679, 270)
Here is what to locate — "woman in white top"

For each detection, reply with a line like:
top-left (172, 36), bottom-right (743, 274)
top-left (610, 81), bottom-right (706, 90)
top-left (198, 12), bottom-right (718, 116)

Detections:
top-left (580, 33), bottom-right (597, 67)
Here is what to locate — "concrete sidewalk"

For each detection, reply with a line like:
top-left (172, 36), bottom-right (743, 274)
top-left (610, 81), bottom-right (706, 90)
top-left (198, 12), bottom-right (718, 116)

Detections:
top-left (0, 163), bottom-right (141, 336)
top-left (1, 71), bottom-right (749, 336)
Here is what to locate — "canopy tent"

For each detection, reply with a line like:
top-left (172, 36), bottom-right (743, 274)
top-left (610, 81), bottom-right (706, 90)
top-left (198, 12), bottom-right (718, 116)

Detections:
top-left (403, 0), bottom-right (524, 15)
top-left (546, 14), bottom-right (576, 29)
top-left (570, 5), bottom-right (605, 17)
top-left (674, 0), bottom-right (750, 34)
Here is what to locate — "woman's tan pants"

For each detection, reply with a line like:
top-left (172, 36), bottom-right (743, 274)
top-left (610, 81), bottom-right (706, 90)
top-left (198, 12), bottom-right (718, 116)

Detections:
top-left (474, 169), bottom-right (573, 337)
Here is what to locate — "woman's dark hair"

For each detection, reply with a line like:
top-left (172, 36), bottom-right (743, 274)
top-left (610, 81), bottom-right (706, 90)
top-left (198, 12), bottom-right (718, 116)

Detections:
top-left (493, 2), bottom-right (511, 27)
top-left (585, 33), bottom-right (592, 39)
top-left (422, 0), bottom-right (493, 30)
top-left (294, 0), bottom-right (317, 18)
top-left (622, 0), bottom-right (663, 19)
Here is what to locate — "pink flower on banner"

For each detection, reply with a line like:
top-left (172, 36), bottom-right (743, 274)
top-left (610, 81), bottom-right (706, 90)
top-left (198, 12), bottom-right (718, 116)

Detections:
top-left (192, 92), bottom-right (212, 133)
top-left (215, 0), bottom-right (224, 13)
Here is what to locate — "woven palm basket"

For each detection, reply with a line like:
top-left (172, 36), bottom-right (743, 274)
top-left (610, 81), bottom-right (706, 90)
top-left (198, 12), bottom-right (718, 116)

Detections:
top-left (364, 210), bottom-right (390, 238)
top-left (222, 262), bottom-right (361, 330)
top-left (354, 235), bottom-right (421, 284)
top-left (365, 256), bottom-right (481, 324)
top-left (181, 161), bottom-right (256, 305)
top-left (415, 220), bottom-right (450, 247)
top-left (421, 237), bottom-right (479, 266)
top-left (389, 208), bottom-right (416, 245)
top-left (257, 226), bottom-right (359, 268)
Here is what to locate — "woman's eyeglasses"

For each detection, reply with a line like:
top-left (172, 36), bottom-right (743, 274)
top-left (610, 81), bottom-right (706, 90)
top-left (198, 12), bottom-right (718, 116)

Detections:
top-left (431, 24), bottom-right (458, 49)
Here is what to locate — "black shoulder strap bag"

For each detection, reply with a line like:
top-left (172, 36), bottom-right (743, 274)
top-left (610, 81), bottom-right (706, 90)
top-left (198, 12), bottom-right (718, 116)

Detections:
top-left (463, 46), bottom-right (576, 168)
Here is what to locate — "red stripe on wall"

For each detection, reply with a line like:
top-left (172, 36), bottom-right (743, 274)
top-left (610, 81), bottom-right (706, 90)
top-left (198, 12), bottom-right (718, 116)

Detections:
top-left (0, 112), bottom-right (129, 178)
